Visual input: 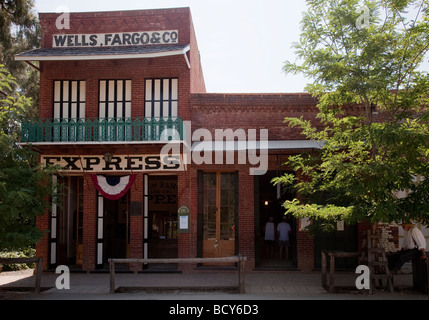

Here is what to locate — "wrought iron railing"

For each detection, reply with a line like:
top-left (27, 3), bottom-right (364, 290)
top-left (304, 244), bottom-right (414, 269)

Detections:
top-left (20, 117), bottom-right (184, 143)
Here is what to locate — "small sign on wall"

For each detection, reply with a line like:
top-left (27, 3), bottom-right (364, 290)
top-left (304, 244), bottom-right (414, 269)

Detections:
top-left (337, 220), bottom-right (345, 231)
top-left (177, 206), bottom-right (190, 233)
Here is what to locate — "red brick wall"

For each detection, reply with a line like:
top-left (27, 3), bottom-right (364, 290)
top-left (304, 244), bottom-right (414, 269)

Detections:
top-left (238, 169), bottom-right (255, 271)
top-left (190, 93), bottom-right (320, 140)
top-left (190, 93), bottom-right (387, 141)
top-left (129, 174), bottom-right (144, 272)
top-left (177, 167), bottom-right (197, 272)
top-left (37, 7), bottom-right (205, 122)
top-left (39, 8), bottom-right (192, 49)
top-left (35, 8), bottom-right (199, 270)
top-left (82, 175), bottom-right (97, 271)
top-left (35, 208), bottom-right (50, 270)
top-left (189, 12), bottom-right (206, 93)
top-left (39, 57), bottom-right (191, 120)
top-left (296, 223), bottom-right (315, 271)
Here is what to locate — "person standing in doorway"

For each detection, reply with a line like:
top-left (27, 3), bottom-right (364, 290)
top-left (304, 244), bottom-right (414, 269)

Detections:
top-left (264, 216), bottom-right (275, 258)
top-left (277, 216), bottom-right (291, 260)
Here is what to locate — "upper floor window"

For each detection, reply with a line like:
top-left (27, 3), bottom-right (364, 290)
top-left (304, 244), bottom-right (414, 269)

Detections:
top-left (99, 80), bottom-right (132, 119)
top-left (54, 80), bottom-right (86, 120)
top-left (145, 78), bottom-right (178, 119)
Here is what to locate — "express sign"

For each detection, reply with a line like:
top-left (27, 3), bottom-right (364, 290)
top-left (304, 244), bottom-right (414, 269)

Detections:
top-left (42, 155), bottom-right (184, 172)
top-left (52, 30), bottom-right (179, 48)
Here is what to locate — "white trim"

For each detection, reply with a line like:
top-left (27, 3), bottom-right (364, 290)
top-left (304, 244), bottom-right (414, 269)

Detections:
top-left (183, 53), bottom-right (190, 69)
top-left (19, 140), bottom-right (319, 150)
top-left (191, 140), bottom-right (325, 152)
top-left (143, 174), bottom-right (149, 261)
top-left (15, 45), bottom-right (190, 62)
top-left (50, 243), bottom-right (57, 265)
top-left (50, 174), bottom-right (58, 265)
top-left (96, 192), bottom-right (104, 266)
top-left (51, 218), bottom-right (57, 239)
top-left (97, 243), bottom-right (103, 265)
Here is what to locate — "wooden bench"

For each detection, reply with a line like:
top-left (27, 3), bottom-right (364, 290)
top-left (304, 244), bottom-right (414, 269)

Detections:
top-left (321, 250), bottom-right (361, 293)
top-left (108, 255), bottom-right (247, 294)
top-left (0, 257), bottom-right (43, 293)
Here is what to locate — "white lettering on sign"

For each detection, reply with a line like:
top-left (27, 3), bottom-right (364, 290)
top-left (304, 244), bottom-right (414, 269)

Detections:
top-left (52, 30), bottom-right (179, 48)
top-left (42, 155), bottom-right (184, 172)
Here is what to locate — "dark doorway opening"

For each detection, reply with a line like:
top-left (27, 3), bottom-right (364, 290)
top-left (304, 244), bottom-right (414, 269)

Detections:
top-left (103, 191), bottom-right (130, 263)
top-left (55, 176), bottom-right (84, 270)
top-left (148, 175), bottom-right (178, 259)
top-left (255, 170), bottom-right (297, 270)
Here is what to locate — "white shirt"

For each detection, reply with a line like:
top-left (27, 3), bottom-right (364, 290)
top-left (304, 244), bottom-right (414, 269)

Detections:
top-left (277, 222), bottom-right (291, 241)
top-left (265, 222), bottom-right (275, 241)
top-left (403, 227), bottom-right (426, 250)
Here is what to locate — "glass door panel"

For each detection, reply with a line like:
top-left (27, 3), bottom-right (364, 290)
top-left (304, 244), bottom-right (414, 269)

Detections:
top-left (202, 172), bottom-right (236, 259)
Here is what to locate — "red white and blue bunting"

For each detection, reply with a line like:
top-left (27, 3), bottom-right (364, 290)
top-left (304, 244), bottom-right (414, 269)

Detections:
top-left (90, 174), bottom-right (137, 200)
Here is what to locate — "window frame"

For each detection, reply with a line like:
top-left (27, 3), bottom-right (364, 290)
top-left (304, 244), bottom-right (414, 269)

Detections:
top-left (145, 78), bottom-right (178, 119)
top-left (53, 80), bottom-right (86, 120)
top-left (98, 79), bottom-right (132, 120)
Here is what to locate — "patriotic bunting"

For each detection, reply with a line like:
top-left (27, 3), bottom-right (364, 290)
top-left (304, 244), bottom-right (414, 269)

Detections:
top-left (90, 174), bottom-right (137, 200)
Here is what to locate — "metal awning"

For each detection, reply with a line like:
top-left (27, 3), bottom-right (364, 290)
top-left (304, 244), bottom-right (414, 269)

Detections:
top-left (15, 44), bottom-right (191, 67)
top-left (191, 140), bottom-right (325, 152)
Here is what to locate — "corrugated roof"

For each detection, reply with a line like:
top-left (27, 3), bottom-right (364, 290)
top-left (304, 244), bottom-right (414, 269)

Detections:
top-left (15, 44), bottom-right (190, 61)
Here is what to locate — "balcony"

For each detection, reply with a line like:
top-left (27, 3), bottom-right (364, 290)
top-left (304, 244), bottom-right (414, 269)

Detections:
top-left (20, 117), bottom-right (184, 144)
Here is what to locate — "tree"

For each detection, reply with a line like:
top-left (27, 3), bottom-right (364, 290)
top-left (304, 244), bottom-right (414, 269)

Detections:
top-left (0, 65), bottom-right (55, 250)
top-left (275, 0), bottom-right (429, 232)
top-left (0, 0), bottom-right (40, 110)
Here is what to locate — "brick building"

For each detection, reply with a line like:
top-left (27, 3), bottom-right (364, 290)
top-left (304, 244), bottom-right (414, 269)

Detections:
top-left (15, 7), bottom-right (400, 273)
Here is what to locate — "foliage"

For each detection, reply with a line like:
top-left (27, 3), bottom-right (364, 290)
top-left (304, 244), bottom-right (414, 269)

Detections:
top-left (0, 248), bottom-right (36, 271)
top-left (277, 0), bottom-right (429, 231)
top-left (0, 0), bottom-right (40, 110)
top-left (0, 65), bottom-right (56, 251)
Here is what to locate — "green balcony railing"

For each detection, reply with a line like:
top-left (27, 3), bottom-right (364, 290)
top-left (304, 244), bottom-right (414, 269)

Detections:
top-left (20, 117), bottom-right (184, 143)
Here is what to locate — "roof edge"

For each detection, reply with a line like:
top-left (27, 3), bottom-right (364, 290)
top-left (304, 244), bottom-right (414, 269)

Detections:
top-left (15, 44), bottom-right (190, 62)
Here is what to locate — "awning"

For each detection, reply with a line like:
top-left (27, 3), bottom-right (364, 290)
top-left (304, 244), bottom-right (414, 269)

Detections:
top-left (15, 43), bottom-right (191, 67)
top-left (191, 140), bottom-right (325, 152)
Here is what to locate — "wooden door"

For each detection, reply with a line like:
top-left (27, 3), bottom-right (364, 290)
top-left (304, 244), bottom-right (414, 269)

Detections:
top-left (202, 172), bottom-right (237, 259)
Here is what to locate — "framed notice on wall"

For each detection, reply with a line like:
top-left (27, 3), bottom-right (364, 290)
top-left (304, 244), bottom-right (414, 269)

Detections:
top-left (177, 206), bottom-right (189, 233)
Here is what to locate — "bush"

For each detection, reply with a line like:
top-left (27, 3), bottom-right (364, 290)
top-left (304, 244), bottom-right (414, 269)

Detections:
top-left (0, 248), bottom-right (36, 271)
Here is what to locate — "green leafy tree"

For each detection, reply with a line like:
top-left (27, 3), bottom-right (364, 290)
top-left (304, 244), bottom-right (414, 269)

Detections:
top-left (275, 0), bottom-right (429, 232)
top-left (0, 1), bottom-right (46, 251)
top-left (0, 0), bottom-right (40, 110)
top-left (0, 66), bottom-right (55, 250)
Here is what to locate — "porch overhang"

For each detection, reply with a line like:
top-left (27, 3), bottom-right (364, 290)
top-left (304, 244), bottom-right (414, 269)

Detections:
top-left (191, 140), bottom-right (325, 152)
top-left (15, 44), bottom-right (191, 68)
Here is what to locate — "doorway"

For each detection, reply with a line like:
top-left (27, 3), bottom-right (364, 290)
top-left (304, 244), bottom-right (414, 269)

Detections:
top-left (148, 175), bottom-right (178, 259)
top-left (103, 192), bottom-right (130, 262)
top-left (199, 171), bottom-right (237, 260)
top-left (54, 176), bottom-right (83, 268)
top-left (255, 170), bottom-right (297, 269)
